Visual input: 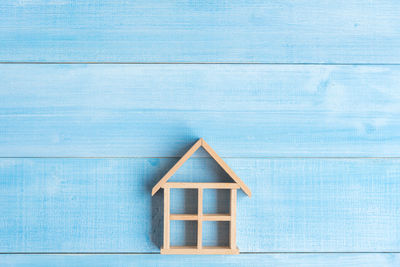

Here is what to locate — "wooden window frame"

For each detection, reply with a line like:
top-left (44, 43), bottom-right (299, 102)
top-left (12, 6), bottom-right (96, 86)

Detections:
top-left (161, 182), bottom-right (239, 255)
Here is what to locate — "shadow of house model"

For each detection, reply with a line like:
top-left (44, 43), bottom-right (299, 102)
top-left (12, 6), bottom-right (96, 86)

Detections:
top-left (152, 138), bottom-right (251, 255)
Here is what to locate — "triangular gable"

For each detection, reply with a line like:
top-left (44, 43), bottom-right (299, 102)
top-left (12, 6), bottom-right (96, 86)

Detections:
top-left (151, 138), bottom-right (251, 197)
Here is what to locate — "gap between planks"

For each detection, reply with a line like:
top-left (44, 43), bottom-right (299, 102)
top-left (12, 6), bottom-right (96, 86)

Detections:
top-left (2, 62), bottom-right (400, 65)
top-left (1, 252), bottom-right (399, 255)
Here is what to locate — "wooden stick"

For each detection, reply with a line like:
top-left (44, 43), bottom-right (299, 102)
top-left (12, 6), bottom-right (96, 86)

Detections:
top-left (161, 246), bottom-right (239, 255)
top-left (230, 189), bottom-right (237, 249)
top-left (203, 214), bottom-right (231, 221)
top-left (170, 214), bottom-right (231, 221)
top-left (152, 139), bottom-right (202, 196)
top-left (170, 214), bottom-right (197, 220)
top-left (163, 188), bottom-right (170, 249)
top-left (197, 188), bottom-right (203, 249)
top-left (163, 182), bottom-right (240, 189)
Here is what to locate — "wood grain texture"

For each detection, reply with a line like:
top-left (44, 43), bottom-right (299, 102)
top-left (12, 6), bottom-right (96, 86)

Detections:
top-left (1, 64), bottom-right (400, 157)
top-left (0, 158), bottom-right (399, 252)
top-left (1, 1), bottom-right (400, 63)
top-left (1, 254), bottom-right (400, 267)
top-left (2, 0), bottom-right (399, 263)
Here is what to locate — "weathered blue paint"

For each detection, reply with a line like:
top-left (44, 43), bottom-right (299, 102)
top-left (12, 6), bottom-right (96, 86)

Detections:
top-left (2, 254), bottom-right (400, 267)
top-left (0, 158), bottom-right (399, 252)
top-left (1, 64), bottom-right (400, 157)
top-left (0, 1), bottom-right (399, 63)
top-left (1, 0), bottom-right (399, 265)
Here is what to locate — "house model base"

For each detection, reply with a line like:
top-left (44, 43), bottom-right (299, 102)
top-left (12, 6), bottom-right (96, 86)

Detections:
top-left (161, 246), bottom-right (239, 255)
top-left (152, 138), bottom-right (251, 255)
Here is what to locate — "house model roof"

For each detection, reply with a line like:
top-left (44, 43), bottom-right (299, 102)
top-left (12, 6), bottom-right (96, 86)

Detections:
top-left (151, 138), bottom-right (251, 197)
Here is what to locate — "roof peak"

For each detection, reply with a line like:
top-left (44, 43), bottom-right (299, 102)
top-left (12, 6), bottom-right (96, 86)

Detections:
top-left (151, 138), bottom-right (251, 197)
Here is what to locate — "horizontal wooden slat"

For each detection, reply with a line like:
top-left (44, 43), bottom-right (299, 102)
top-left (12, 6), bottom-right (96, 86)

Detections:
top-left (170, 214), bottom-right (197, 221)
top-left (1, 254), bottom-right (400, 267)
top-left (162, 246), bottom-right (239, 255)
top-left (169, 214), bottom-right (231, 221)
top-left (1, 64), bottom-right (400, 157)
top-left (165, 183), bottom-right (239, 189)
top-left (0, 1), bottom-right (399, 63)
top-left (0, 158), bottom-right (399, 252)
top-left (203, 214), bottom-right (231, 221)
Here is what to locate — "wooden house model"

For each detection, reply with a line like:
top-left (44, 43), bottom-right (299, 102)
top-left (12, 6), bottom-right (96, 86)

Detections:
top-left (152, 138), bottom-right (251, 255)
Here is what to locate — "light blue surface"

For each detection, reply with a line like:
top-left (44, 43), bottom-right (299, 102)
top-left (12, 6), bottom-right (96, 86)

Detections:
top-left (1, 0), bottom-right (400, 265)
top-left (0, 1), bottom-right (399, 63)
top-left (0, 158), bottom-right (399, 252)
top-left (2, 254), bottom-right (400, 267)
top-left (1, 64), bottom-right (400, 157)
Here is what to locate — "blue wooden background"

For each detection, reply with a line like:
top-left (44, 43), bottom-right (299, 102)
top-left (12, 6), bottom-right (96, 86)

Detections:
top-left (1, 1), bottom-right (400, 266)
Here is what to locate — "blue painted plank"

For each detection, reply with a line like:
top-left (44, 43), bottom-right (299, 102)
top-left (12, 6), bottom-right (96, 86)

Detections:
top-left (1, 64), bottom-right (400, 157)
top-left (1, 1), bottom-right (400, 63)
top-left (0, 158), bottom-right (399, 252)
top-left (2, 254), bottom-right (400, 267)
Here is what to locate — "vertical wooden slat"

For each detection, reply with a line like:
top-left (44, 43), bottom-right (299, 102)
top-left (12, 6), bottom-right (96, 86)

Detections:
top-left (197, 188), bottom-right (203, 249)
top-left (230, 189), bottom-right (237, 249)
top-left (164, 188), bottom-right (170, 249)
